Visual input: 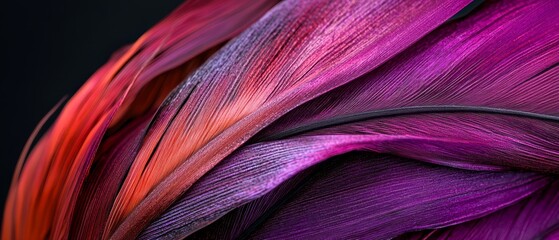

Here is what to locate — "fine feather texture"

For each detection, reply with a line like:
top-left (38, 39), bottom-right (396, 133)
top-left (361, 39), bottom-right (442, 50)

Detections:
top-left (258, 0), bottom-right (559, 139)
top-left (3, 0), bottom-right (278, 239)
top-left (399, 180), bottom-right (559, 239)
top-left (4, 0), bottom-right (559, 239)
top-left (295, 114), bottom-right (559, 172)
top-left (247, 154), bottom-right (548, 239)
top-left (142, 113), bottom-right (559, 238)
top-left (187, 169), bottom-right (315, 240)
top-left (141, 1), bottom-right (559, 236)
top-left (107, 1), bottom-right (471, 238)
top-left (184, 153), bottom-right (548, 240)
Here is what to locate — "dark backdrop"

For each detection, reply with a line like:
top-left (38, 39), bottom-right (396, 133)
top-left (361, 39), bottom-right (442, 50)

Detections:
top-left (0, 0), bottom-right (183, 219)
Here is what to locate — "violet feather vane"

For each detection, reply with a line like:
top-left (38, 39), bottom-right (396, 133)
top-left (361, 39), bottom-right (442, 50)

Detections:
top-left (3, 0), bottom-right (559, 239)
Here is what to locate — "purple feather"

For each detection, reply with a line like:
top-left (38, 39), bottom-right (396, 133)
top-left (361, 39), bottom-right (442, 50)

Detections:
top-left (4, 0), bottom-right (559, 239)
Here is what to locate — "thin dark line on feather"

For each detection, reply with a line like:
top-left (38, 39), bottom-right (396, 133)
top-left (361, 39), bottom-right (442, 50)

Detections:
top-left (264, 105), bottom-right (559, 141)
top-left (449, 0), bottom-right (485, 21)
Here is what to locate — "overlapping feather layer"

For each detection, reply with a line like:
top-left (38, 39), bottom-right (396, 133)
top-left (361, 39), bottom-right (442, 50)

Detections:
top-left (3, 0), bottom-right (559, 239)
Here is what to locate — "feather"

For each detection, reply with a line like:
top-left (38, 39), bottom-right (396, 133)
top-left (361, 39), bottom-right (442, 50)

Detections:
top-left (142, 151), bottom-right (547, 239)
top-left (247, 153), bottom-right (548, 239)
top-left (143, 112), bottom-right (559, 237)
top-left (5, 0), bottom-right (559, 239)
top-left (105, 0), bottom-right (471, 238)
top-left (399, 180), bottom-right (559, 239)
top-left (141, 0), bottom-right (559, 236)
top-left (2, 0), bottom-right (278, 239)
top-left (258, 0), bottom-right (559, 140)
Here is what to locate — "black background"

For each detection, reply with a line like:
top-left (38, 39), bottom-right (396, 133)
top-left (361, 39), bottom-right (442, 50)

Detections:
top-left (0, 0), bottom-right (183, 218)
